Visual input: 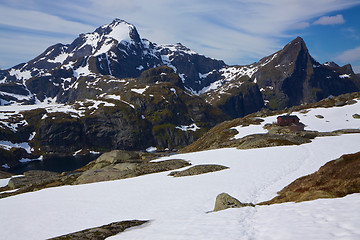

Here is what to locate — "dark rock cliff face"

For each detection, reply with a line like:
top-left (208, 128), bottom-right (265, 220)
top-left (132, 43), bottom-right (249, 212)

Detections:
top-left (309, 64), bottom-right (360, 100)
top-left (158, 44), bottom-right (226, 92)
top-left (215, 82), bottom-right (264, 119)
top-left (37, 114), bottom-right (84, 153)
top-left (82, 107), bottom-right (153, 151)
top-left (255, 37), bottom-right (360, 109)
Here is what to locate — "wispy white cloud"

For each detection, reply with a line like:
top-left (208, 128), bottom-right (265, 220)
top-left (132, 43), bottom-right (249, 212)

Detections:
top-left (0, 5), bottom-right (94, 34)
top-left (335, 46), bottom-right (360, 73)
top-left (336, 46), bottom-right (360, 63)
top-left (313, 14), bottom-right (345, 25)
top-left (342, 27), bottom-right (360, 40)
top-left (290, 22), bottom-right (311, 30)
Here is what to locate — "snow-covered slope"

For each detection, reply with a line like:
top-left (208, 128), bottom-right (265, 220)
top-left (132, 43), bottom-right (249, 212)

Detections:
top-left (233, 98), bottom-right (360, 139)
top-left (0, 135), bottom-right (359, 240)
top-left (1, 99), bottom-right (360, 239)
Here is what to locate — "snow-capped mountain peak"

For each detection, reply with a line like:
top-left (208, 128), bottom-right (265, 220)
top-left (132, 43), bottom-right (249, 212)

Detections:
top-left (94, 19), bottom-right (140, 45)
top-left (73, 19), bottom-right (141, 57)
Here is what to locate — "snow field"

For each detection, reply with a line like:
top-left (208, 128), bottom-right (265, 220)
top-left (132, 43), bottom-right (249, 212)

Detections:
top-left (0, 134), bottom-right (360, 239)
top-left (233, 99), bottom-right (360, 139)
top-left (252, 194), bottom-right (360, 240)
top-left (0, 177), bottom-right (11, 188)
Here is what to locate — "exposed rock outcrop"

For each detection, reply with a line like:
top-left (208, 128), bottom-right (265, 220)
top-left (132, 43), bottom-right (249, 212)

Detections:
top-left (254, 37), bottom-right (360, 109)
top-left (75, 158), bottom-right (191, 185)
top-left (168, 164), bottom-right (228, 177)
top-left (214, 193), bottom-right (254, 212)
top-left (236, 133), bottom-right (311, 149)
top-left (48, 220), bottom-right (148, 240)
top-left (7, 170), bottom-right (60, 189)
top-left (353, 114), bottom-right (360, 119)
top-left (214, 81), bottom-right (264, 119)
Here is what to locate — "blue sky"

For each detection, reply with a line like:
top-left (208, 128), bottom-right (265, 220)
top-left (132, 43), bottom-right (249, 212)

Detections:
top-left (1, 0), bottom-right (360, 73)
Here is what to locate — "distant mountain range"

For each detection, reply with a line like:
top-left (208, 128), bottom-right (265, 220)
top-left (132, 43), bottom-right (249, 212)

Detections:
top-left (1, 19), bottom-right (359, 109)
top-left (0, 19), bottom-right (359, 170)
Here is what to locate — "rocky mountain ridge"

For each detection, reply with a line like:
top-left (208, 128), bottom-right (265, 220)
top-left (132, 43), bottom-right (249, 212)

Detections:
top-left (0, 19), bottom-right (226, 104)
top-left (1, 20), bottom-right (358, 110)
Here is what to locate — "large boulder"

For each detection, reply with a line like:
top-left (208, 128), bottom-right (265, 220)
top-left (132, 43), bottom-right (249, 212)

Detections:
top-left (214, 193), bottom-right (254, 212)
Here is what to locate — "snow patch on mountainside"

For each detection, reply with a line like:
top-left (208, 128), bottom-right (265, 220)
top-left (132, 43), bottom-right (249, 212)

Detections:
top-left (107, 21), bottom-right (133, 43)
top-left (0, 91), bottom-right (32, 102)
top-left (73, 61), bottom-right (93, 79)
top-left (9, 69), bottom-right (32, 81)
top-left (198, 64), bottom-right (259, 95)
top-left (131, 86), bottom-right (149, 94)
top-left (47, 52), bottom-right (68, 64)
top-left (339, 74), bottom-right (351, 78)
top-left (104, 94), bottom-right (135, 109)
top-left (175, 123), bottom-right (200, 132)
top-left (0, 141), bottom-right (31, 154)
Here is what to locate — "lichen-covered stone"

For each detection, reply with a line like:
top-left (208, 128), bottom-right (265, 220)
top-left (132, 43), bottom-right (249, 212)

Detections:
top-left (214, 193), bottom-right (254, 212)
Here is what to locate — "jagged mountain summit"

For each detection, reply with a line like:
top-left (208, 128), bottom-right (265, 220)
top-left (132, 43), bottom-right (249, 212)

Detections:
top-left (0, 19), bottom-right (225, 105)
top-left (202, 37), bottom-right (360, 117)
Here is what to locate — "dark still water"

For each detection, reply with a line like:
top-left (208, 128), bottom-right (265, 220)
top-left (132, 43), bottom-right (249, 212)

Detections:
top-left (8, 154), bottom-right (100, 175)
